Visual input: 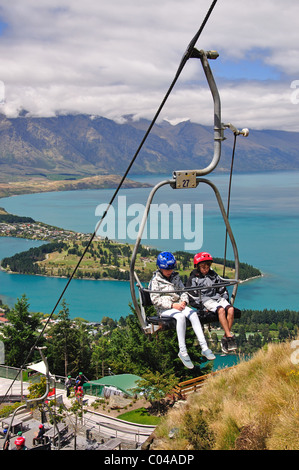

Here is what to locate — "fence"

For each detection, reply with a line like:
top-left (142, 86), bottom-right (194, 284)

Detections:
top-left (0, 365), bottom-right (66, 394)
top-left (172, 366), bottom-right (236, 398)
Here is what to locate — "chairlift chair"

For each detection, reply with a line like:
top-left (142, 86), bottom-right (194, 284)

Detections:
top-left (129, 49), bottom-right (248, 334)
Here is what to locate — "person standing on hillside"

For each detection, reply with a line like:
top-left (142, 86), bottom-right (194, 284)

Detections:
top-left (149, 251), bottom-right (215, 369)
top-left (187, 252), bottom-right (237, 354)
top-left (65, 375), bottom-right (72, 397)
top-left (75, 386), bottom-right (84, 405)
top-left (2, 426), bottom-right (10, 451)
top-left (75, 372), bottom-right (88, 388)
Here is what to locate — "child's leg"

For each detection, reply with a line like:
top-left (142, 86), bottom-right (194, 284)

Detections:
top-left (226, 305), bottom-right (234, 332)
top-left (217, 307), bottom-right (231, 337)
top-left (204, 299), bottom-right (234, 338)
top-left (185, 308), bottom-right (208, 351)
top-left (161, 309), bottom-right (187, 355)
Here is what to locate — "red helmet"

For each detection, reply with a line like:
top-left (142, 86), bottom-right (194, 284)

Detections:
top-left (15, 436), bottom-right (25, 446)
top-left (193, 252), bottom-right (213, 267)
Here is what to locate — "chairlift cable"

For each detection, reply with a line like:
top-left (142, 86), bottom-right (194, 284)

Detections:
top-left (0, 0), bottom-right (219, 404)
top-left (223, 133), bottom-right (237, 277)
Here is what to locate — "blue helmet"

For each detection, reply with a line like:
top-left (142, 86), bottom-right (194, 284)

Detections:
top-left (156, 252), bottom-right (176, 270)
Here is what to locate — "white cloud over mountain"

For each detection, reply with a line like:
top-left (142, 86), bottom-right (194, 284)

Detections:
top-left (0, 0), bottom-right (298, 131)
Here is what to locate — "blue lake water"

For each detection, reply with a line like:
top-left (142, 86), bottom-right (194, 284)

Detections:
top-left (0, 171), bottom-right (298, 321)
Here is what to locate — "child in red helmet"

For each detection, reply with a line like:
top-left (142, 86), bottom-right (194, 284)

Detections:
top-left (186, 252), bottom-right (237, 353)
top-left (32, 424), bottom-right (46, 446)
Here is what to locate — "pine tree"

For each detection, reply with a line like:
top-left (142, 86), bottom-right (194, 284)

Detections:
top-left (46, 299), bottom-right (92, 377)
top-left (0, 295), bottom-right (41, 367)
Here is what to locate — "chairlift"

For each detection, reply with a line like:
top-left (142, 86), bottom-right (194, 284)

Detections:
top-left (129, 49), bottom-right (248, 334)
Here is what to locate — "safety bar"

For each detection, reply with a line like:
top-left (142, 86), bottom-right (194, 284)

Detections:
top-left (141, 280), bottom-right (239, 295)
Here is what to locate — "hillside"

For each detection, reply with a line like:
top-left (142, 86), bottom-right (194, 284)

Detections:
top-left (0, 113), bottom-right (299, 182)
top-left (146, 340), bottom-right (299, 450)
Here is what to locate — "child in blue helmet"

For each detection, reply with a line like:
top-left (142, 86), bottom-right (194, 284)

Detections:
top-left (149, 251), bottom-right (215, 369)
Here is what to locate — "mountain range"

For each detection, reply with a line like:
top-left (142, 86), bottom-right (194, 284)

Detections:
top-left (0, 112), bottom-right (298, 182)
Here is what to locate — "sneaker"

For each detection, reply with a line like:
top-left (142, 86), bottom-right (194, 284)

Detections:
top-left (178, 352), bottom-right (194, 369)
top-left (221, 337), bottom-right (229, 354)
top-left (202, 348), bottom-right (216, 361)
top-left (227, 335), bottom-right (237, 351)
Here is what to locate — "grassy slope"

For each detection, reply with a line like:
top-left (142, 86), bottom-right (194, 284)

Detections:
top-left (152, 339), bottom-right (299, 450)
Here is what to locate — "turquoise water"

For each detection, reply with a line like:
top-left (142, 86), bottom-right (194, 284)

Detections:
top-left (0, 171), bottom-right (298, 320)
top-left (0, 238), bottom-right (134, 320)
top-left (212, 353), bottom-right (244, 371)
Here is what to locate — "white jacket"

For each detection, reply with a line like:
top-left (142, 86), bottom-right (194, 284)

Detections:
top-left (149, 270), bottom-right (189, 315)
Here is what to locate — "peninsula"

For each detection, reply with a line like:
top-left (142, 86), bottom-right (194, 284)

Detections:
top-left (0, 208), bottom-right (261, 283)
top-left (0, 174), bottom-right (150, 199)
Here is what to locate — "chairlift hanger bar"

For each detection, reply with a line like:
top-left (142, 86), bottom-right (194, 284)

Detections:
top-left (173, 48), bottom-right (249, 187)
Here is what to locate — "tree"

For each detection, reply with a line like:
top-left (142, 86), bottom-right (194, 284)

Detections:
top-left (133, 370), bottom-right (178, 414)
top-left (261, 325), bottom-right (271, 344)
top-left (278, 326), bottom-right (289, 342)
top-left (91, 337), bottom-right (109, 378)
top-left (46, 300), bottom-right (92, 377)
top-left (0, 295), bottom-right (42, 367)
top-left (95, 308), bottom-right (211, 381)
top-left (135, 370), bottom-right (177, 400)
top-left (74, 320), bottom-right (93, 376)
top-left (237, 326), bottom-right (247, 349)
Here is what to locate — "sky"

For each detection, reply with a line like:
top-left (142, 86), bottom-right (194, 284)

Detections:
top-left (0, 0), bottom-right (298, 131)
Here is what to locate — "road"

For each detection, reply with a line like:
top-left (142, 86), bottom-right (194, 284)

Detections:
top-left (81, 408), bottom-right (155, 443)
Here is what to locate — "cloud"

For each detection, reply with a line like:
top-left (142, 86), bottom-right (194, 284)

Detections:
top-left (0, 0), bottom-right (298, 131)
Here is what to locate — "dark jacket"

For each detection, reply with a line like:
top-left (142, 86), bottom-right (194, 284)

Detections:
top-left (186, 269), bottom-right (229, 308)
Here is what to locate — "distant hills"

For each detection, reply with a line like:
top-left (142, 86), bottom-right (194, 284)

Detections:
top-left (0, 112), bottom-right (298, 181)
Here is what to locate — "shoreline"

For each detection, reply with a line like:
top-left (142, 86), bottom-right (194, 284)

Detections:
top-left (1, 267), bottom-right (263, 284)
top-left (0, 174), bottom-right (151, 199)
top-left (239, 273), bottom-right (264, 284)
top-left (0, 197), bottom-right (262, 284)
top-left (0, 253), bottom-right (263, 285)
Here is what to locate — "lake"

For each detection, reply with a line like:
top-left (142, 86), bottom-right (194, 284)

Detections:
top-left (0, 170), bottom-right (298, 321)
